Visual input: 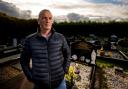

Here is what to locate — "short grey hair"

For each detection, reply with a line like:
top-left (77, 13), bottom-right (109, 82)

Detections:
top-left (38, 9), bottom-right (52, 18)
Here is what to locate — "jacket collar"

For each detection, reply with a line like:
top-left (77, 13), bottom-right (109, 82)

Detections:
top-left (36, 27), bottom-right (55, 38)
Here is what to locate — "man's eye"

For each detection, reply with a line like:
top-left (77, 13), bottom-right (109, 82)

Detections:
top-left (49, 17), bottom-right (52, 20)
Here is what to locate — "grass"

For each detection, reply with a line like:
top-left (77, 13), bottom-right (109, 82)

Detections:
top-left (96, 59), bottom-right (113, 69)
top-left (96, 58), bottom-right (128, 72)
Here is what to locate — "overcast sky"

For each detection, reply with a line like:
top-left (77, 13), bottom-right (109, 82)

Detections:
top-left (1, 0), bottom-right (128, 20)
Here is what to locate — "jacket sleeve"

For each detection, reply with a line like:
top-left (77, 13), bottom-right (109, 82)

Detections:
top-left (62, 36), bottom-right (71, 74)
top-left (20, 39), bottom-right (33, 81)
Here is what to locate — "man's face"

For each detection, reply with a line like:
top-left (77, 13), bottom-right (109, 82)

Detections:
top-left (38, 11), bottom-right (53, 30)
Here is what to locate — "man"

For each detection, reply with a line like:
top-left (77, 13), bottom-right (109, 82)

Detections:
top-left (20, 9), bottom-right (71, 89)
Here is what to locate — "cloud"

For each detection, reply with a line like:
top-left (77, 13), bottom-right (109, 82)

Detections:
top-left (113, 0), bottom-right (128, 5)
top-left (84, 0), bottom-right (128, 5)
top-left (0, 0), bottom-right (31, 19)
top-left (51, 0), bottom-right (128, 18)
top-left (2, 0), bottom-right (128, 21)
top-left (67, 13), bottom-right (86, 21)
top-left (50, 0), bottom-right (90, 9)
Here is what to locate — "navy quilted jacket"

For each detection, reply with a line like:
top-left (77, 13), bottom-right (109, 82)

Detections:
top-left (20, 29), bottom-right (71, 88)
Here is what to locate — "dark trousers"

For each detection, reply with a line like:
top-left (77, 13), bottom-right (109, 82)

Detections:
top-left (34, 79), bottom-right (66, 89)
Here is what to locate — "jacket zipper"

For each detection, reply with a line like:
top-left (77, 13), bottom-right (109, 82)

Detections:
top-left (42, 31), bottom-right (54, 89)
top-left (46, 39), bottom-right (51, 89)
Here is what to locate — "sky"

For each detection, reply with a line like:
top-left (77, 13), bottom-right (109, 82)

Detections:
top-left (0, 0), bottom-right (128, 21)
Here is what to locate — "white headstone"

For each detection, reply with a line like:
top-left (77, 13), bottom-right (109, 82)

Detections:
top-left (91, 50), bottom-right (96, 64)
top-left (13, 38), bottom-right (17, 47)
